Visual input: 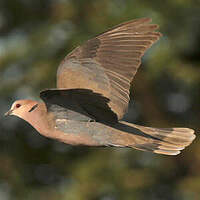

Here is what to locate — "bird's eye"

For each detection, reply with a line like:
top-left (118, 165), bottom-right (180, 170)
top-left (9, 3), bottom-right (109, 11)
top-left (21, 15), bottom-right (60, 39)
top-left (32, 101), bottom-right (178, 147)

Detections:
top-left (16, 104), bottom-right (21, 108)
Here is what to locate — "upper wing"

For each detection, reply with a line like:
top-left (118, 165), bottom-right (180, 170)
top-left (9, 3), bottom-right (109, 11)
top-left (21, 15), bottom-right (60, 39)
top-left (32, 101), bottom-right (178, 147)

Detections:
top-left (40, 88), bottom-right (118, 124)
top-left (58, 18), bottom-right (161, 119)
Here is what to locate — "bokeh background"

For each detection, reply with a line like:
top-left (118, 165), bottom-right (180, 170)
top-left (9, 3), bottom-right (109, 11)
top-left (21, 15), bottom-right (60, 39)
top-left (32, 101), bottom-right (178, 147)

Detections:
top-left (0, 0), bottom-right (200, 199)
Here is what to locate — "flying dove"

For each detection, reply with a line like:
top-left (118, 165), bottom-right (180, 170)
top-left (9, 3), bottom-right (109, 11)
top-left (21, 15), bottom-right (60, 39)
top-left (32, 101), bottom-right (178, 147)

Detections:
top-left (5, 18), bottom-right (196, 155)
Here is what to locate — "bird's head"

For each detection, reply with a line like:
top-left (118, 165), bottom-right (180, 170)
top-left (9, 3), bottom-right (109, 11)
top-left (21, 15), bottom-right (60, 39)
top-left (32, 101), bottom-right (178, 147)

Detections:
top-left (5, 100), bottom-right (39, 120)
top-left (5, 99), bottom-right (51, 135)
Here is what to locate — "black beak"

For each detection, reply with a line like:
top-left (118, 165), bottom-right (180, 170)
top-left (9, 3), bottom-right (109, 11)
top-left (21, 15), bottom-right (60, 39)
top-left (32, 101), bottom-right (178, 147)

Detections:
top-left (4, 109), bottom-right (13, 116)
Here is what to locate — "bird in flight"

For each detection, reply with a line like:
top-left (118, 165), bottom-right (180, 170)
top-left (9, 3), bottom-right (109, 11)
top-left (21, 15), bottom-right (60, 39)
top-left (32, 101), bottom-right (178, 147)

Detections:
top-left (5, 18), bottom-right (196, 155)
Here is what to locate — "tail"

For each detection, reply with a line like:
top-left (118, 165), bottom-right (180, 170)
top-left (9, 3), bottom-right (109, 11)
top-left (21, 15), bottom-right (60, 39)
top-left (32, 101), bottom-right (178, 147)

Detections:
top-left (108, 121), bottom-right (196, 155)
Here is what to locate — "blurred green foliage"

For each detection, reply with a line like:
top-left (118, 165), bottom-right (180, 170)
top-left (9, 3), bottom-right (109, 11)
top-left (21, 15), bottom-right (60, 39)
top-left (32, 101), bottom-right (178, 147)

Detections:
top-left (0, 0), bottom-right (200, 200)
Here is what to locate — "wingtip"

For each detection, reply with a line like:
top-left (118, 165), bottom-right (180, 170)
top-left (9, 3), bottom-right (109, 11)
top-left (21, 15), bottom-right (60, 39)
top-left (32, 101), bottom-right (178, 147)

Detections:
top-left (137, 17), bottom-right (152, 23)
top-left (125, 17), bottom-right (153, 27)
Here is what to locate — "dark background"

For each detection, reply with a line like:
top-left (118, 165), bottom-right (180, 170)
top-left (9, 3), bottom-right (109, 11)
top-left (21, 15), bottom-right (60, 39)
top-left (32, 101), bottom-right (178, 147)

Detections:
top-left (0, 0), bottom-right (200, 199)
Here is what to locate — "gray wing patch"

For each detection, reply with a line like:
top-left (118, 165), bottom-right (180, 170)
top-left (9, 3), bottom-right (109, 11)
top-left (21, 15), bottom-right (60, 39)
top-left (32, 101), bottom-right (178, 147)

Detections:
top-left (48, 104), bottom-right (93, 122)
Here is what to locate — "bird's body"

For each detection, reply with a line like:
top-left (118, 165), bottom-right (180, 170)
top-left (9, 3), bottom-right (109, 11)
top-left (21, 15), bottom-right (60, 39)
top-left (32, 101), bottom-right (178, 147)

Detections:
top-left (6, 18), bottom-right (196, 155)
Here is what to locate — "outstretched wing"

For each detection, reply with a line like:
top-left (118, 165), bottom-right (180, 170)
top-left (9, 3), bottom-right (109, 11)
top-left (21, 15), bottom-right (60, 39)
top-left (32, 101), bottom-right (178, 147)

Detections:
top-left (57, 18), bottom-right (162, 119)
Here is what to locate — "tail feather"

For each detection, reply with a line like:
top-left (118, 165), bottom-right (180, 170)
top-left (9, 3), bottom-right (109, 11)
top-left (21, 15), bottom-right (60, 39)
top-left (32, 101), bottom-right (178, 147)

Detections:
top-left (138, 126), bottom-right (195, 146)
top-left (110, 121), bottom-right (196, 155)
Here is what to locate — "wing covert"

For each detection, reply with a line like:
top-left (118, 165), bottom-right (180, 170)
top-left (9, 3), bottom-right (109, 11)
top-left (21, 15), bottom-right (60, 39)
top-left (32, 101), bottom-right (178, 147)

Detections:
top-left (40, 89), bottom-right (118, 124)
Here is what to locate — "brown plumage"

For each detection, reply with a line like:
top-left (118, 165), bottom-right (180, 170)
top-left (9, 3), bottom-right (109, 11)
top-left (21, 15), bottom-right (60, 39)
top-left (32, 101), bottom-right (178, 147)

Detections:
top-left (5, 18), bottom-right (196, 155)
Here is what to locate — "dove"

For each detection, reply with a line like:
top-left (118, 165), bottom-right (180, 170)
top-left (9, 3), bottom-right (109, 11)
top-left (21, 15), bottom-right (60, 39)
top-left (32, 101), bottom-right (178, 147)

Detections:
top-left (5, 18), bottom-right (196, 155)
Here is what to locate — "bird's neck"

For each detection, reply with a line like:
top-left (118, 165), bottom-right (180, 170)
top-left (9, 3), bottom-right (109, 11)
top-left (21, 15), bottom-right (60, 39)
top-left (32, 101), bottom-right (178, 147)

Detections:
top-left (24, 103), bottom-right (55, 136)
